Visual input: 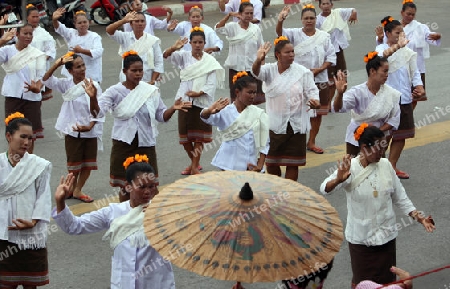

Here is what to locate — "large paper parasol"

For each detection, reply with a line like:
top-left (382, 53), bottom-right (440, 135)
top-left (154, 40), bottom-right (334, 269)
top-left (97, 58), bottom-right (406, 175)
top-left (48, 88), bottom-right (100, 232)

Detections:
top-left (144, 171), bottom-right (343, 284)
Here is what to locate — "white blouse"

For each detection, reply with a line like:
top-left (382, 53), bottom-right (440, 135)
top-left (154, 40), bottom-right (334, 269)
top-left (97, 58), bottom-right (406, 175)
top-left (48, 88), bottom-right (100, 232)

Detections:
top-left (55, 22), bottom-right (104, 82)
top-left (320, 157), bottom-right (416, 246)
top-left (31, 26), bottom-right (56, 62)
top-left (215, 22), bottom-right (263, 71)
top-left (201, 103), bottom-right (269, 171)
top-left (221, 0), bottom-right (263, 23)
top-left (171, 22), bottom-right (223, 56)
top-left (316, 8), bottom-right (355, 52)
top-left (375, 44), bottom-right (422, 104)
top-left (168, 51), bottom-right (216, 109)
top-left (97, 83), bottom-right (168, 146)
top-left (0, 45), bottom-right (44, 101)
top-left (43, 76), bottom-right (104, 139)
top-left (52, 202), bottom-right (175, 289)
top-left (109, 31), bottom-right (164, 82)
top-left (282, 28), bottom-right (336, 83)
top-left (336, 82), bottom-right (400, 146)
top-left (123, 14), bottom-right (169, 35)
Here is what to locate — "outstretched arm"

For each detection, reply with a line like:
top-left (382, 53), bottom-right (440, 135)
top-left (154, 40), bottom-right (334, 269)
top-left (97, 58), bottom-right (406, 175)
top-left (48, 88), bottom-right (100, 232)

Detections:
top-left (276, 6), bottom-right (290, 36)
top-left (163, 37), bottom-right (188, 58)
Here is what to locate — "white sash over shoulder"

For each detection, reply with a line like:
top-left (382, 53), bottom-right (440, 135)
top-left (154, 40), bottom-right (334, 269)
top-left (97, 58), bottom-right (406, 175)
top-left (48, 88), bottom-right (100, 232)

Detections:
top-left (320, 9), bottom-right (351, 41)
top-left (262, 63), bottom-right (304, 97)
top-left (226, 23), bottom-right (259, 45)
top-left (180, 52), bottom-right (225, 91)
top-left (1, 45), bottom-right (46, 79)
top-left (119, 33), bottom-right (159, 69)
top-left (405, 20), bottom-right (429, 59)
top-left (220, 105), bottom-right (269, 152)
top-left (348, 157), bottom-right (392, 192)
top-left (294, 30), bottom-right (329, 64)
top-left (351, 84), bottom-right (400, 124)
top-left (388, 47), bottom-right (417, 81)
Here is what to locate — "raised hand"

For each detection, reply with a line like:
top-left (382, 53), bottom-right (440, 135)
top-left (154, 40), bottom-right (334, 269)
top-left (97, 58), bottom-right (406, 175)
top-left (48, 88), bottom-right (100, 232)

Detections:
top-left (334, 70), bottom-right (347, 94)
top-left (278, 5), bottom-right (290, 22)
top-left (348, 10), bottom-right (357, 24)
top-left (173, 97), bottom-right (192, 112)
top-left (173, 37), bottom-right (188, 50)
top-left (257, 42), bottom-right (272, 62)
top-left (210, 97), bottom-right (230, 114)
top-left (82, 78), bottom-right (97, 98)
top-left (375, 25), bottom-right (384, 40)
top-left (55, 173), bottom-right (75, 205)
top-left (336, 154), bottom-right (351, 182)
top-left (123, 11), bottom-right (138, 23)
top-left (167, 19), bottom-right (179, 31)
top-left (0, 14), bottom-right (9, 25)
top-left (1, 28), bottom-right (16, 43)
top-left (229, 11), bottom-right (240, 18)
top-left (52, 8), bottom-right (66, 20)
top-left (162, 7), bottom-right (173, 14)
top-left (398, 32), bottom-right (409, 48)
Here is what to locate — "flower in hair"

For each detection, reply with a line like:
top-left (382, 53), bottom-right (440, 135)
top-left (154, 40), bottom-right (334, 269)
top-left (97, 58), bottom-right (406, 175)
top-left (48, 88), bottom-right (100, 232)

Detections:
top-left (26, 4), bottom-right (35, 9)
top-left (190, 5), bottom-right (199, 10)
top-left (63, 51), bottom-right (75, 58)
top-left (303, 4), bottom-right (315, 9)
top-left (5, 112), bottom-right (25, 126)
top-left (354, 123), bottom-right (369, 141)
top-left (232, 71), bottom-right (248, 84)
top-left (122, 50), bottom-right (138, 59)
top-left (190, 26), bottom-right (204, 33)
top-left (274, 35), bottom-right (288, 45)
top-left (402, 0), bottom-right (414, 4)
top-left (75, 10), bottom-right (86, 15)
top-left (241, 0), bottom-right (250, 3)
top-left (123, 154), bottom-right (149, 170)
top-left (382, 16), bottom-right (394, 27)
top-left (364, 51), bottom-right (378, 63)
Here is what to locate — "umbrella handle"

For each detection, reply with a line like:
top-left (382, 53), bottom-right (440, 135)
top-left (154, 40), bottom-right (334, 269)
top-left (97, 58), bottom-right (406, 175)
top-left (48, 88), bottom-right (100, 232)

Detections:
top-left (232, 282), bottom-right (244, 289)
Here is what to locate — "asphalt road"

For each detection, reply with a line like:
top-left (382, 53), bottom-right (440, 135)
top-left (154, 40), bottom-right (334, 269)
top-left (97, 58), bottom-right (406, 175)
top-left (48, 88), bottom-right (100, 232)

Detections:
top-left (0, 0), bottom-right (449, 288)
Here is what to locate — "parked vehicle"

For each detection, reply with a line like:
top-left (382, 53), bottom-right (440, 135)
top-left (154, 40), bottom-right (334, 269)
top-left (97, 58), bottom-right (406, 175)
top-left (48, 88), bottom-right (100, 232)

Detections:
top-left (90, 0), bottom-right (128, 25)
top-left (46, 0), bottom-right (88, 28)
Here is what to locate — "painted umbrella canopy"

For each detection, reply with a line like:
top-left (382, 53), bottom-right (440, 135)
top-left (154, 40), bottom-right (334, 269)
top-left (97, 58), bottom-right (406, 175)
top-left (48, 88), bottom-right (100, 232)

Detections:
top-left (143, 171), bottom-right (343, 283)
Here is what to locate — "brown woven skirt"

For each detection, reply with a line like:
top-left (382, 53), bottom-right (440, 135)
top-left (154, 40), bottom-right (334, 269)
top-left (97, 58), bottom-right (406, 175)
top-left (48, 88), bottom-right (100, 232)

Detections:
top-left (392, 104), bottom-right (415, 140)
top-left (4, 97), bottom-right (43, 140)
top-left (349, 239), bottom-right (396, 287)
top-left (266, 123), bottom-right (307, 167)
top-left (65, 135), bottom-right (98, 173)
top-left (228, 69), bottom-right (265, 104)
top-left (178, 106), bottom-right (212, 144)
top-left (0, 240), bottom-right (49, 287)
top-left (327, 47), bottom-right (347, 79)
top-left (110, 135), bottom-right (158, 187)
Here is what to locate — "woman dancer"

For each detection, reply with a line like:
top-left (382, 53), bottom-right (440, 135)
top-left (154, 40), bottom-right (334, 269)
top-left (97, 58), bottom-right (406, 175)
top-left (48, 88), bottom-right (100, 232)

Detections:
top-left (375, 16), bottom-right (424, 179)
top-left (53, 157), bottom-right (175, 288)
top-left (107, 11), bottom-right (163, 84)
top-left (333, 52), bottom-right (401, 157)
top-left (201, 73), bottom-right (269, 171)
top-left (277, 4), bottom-right (336, 154)
top-left (43, 52), bottom-right (103, 203)
top-left (164, 28), bottom-right (225, 176)
top-left (123, 0), bottom-right (172, 35)
top-left (26, 4), bottom-right (56, 101)
top-left (0, 24), bottom-right (47, 153)
top-left (167, 6), bottom-right (223, 56)
top-left (320, 124), bottom-right (435, 288)
top-left (252, 37), bottom-right (320, 181)
top-left (376, 0), bottom-right (441, 109)
top-left (0, 113), bottom-right (52, 288)
top-left (52, 8), bottom-right (104, 83)
top-left (215, 1), bottom-right (264, 103)
top-left (88, 52), bottom-right (191, 202)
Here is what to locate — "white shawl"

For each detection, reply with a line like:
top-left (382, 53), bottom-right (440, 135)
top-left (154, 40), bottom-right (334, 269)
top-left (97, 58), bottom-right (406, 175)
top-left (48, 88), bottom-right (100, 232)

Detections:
top-left (405, 20), bottom-right (429, 59)
top-left (294, 30), bottom-right (329, 65)
top-left (388, 47), bottom-right (417, 81)
top-left (102, 203), bottom-right (149, 249)
top-left (180, 52), bottom-right (225, 92)
top-left (0, 153), bottom-right (51, 249)
top-left (348, 156), bottom-right (392, 193)
top-left (119, 33), bottom-right (159, 70)
top-left (320, 9), bottom-right (351, 41)
top-left (112, 81), bottom-right (160, 138)
top-left (1, 45), bottom-right (46, 80)
top-left (351, 84), bottom-right (400, 124)
top-left (219, 105), bottom-right (269, 152)
top-left (226, 23), bottom-right (259, 45)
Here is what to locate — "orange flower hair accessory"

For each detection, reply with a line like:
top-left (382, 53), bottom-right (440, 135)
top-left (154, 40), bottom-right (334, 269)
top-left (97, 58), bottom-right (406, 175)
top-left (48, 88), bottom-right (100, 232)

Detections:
top-left (63, 51), bottom-right (75, 58)
top-left (190, 26), bottom-right (204, 33)
top-left (274, 36), bottom-right (288, 45)
top-left (241, 0), bottom-right (250, 3)
top-left (402, 0), bottom-right (414, 4)
top-left (122, 50), bottom-right (138, 59)
top-left (26, 4), bottom-right (35, 9)
top-left (382, 16), bottom-right (394, 27)
top-left (5, 112), bottom-right (25, 126)
top-left (303, 4), bottom-right (315, 9)
top-left (364, 51), bottom-right (378, 63)
top-left (75, 10), bottom-right (86, 15)
top-left (190, 5), bottom-right (199, 10)
top-left (232, 71), bottom-right (249, 84)
top-left (354, 123), bottom-right (369, 141)
top-left (123, 154), bottom-right (149, 170)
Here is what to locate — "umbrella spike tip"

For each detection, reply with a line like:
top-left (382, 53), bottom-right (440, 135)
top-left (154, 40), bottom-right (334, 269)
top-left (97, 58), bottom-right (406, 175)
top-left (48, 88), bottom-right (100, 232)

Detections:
top-left (239, 182), bottom-right (254, 201)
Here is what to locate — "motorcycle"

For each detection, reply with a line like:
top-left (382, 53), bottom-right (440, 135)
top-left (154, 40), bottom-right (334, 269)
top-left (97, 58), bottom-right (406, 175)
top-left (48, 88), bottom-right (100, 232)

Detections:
top-left (90, 0), bottom-right (128, 25)
top-left (46, 0), bottom-right (88, 28)
top-left (0, 0), bottom-right (49, 27)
